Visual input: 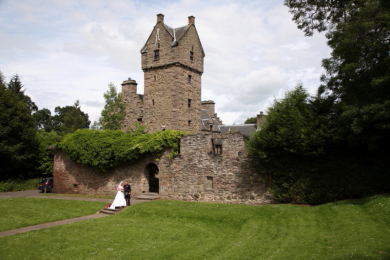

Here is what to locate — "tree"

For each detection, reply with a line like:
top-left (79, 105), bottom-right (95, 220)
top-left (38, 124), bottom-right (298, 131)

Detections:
top-left (99, 83), bottom-right (126, 130)
top-left (0, 83), bottom-right (39, 180)
top-left (33, 108), bottom-right (54, 131)
top-left (36, 131), bottom-right (62, 175)
top-left (53, 100), bottom-right (90, 134)
top-left (285, 0), bottom-right (390, 149)
top-left (244, 117), bottom-right (257, 124)
top-left (0, 71), bottom-right (6, 88)
top-left (248, 85), bottom-right (331, 158)
top-left (7, 74), bottom-right (38, 114)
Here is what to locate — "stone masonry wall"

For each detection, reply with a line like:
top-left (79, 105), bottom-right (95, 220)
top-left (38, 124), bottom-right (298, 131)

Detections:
top-left (53, 133), bottom-right (273, 205)
top-left (53, 151), bottom-right (160, 196)
top-left (143, 65), bottom-right (201, 133)
top-left (158, 132), bottom-right (273, 205)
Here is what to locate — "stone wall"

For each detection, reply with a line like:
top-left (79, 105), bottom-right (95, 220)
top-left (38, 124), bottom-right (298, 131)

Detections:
top-left (158, 132), bottom-right (273, 205)
top-left (53, 151), bottom-right (159, 196)
top-left (143, 64), bottom-right (201, 133)
top-left (53, 133), bottom-right (274, 205)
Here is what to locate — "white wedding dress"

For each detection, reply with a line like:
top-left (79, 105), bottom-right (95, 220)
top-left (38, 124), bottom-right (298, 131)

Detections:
top-left (109, 188), bottom-right (127, 209)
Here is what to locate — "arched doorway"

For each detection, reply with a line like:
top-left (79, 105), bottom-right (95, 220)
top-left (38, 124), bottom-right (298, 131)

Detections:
top-left (145, 163), bottom-right (159, 193)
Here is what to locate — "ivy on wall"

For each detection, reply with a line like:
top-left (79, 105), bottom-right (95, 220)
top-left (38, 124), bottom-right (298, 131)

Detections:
top-left (56, 129), bottom-right (186, 173)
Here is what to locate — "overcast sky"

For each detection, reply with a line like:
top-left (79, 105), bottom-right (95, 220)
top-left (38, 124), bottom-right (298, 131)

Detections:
top-left (0, 0), bottom-right (331, 125)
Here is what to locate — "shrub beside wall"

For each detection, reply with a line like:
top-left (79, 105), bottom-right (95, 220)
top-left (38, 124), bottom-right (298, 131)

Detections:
top-left (256, 146), bottom-right (390, 204)
top-left (0, 178), bottom-right (41, 192)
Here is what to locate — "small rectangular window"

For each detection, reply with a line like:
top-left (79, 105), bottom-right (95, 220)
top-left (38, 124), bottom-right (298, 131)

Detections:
top-left (188, 120), bottom-right (191, 126)
top-left (154, 50), bottom-right (159, 60)
top-left (206, 177), bottom-right (213, 189)
top-left (188, 75), bottom-right (192, 83)
top-left (137, 118), bottom-right (142, 122)
top-left (188, 99), bottom-right (192, 108)
top-left (153, 75), bottom-right (157, 81)
top-left (152, 99), bottom-right (155, 106)
top-left (190, 51), bottom-right (194, 61)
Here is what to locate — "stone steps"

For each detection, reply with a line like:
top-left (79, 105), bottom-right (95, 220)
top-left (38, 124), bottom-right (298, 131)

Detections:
top-left (99, 207), bottom-right (125, 215)
top-left (135, 192), bottom-right (160, 200)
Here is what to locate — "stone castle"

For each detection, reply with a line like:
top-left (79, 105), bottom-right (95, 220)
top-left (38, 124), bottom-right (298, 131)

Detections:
top-left (53, 14), bottom-right (272, 205)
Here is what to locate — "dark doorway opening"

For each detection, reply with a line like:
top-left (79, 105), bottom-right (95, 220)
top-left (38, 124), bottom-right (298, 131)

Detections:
top-left (146, 163), bottom-right (159, 193)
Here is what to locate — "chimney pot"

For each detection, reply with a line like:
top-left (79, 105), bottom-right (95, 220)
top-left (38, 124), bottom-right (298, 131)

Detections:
top-left (188, 15), bottom-right (195, 25)
top-left (157, 13), bottom-right (164, 23)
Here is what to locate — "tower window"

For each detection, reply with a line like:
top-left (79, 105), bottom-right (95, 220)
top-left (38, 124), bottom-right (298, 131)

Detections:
top-left (188, 75), bottom-right (192, 83)
top-left (190, 51), bottom-right (194, 61)
top-left (153, 75), bottom-right (157, 81)
top-left (137, 118), bottom-right (142, 122)
top-left (154, 50), bottom-right (160, 60)
top-left (188, 99), bottom-right (192, 108)
top-left (152, 99), bottom-right (155, 106)
top-left (188, 120), bottom-right (192, 126)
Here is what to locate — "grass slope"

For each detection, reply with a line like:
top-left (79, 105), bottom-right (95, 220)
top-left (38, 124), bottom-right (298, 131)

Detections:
top-left (0, 198), bottom-right (107, 231)
top-left (0, 195), bottom-right (389, 259)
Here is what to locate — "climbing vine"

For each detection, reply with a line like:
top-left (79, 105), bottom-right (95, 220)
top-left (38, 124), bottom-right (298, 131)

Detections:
top-left (56, 129), bottom-right (186, 173)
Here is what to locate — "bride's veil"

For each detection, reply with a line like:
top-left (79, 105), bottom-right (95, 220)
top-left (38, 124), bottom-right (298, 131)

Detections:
top-left (116, 181), bottom-right (124, 191)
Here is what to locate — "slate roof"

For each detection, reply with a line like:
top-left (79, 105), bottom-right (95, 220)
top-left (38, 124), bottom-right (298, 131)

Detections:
top-left (163, 24), bottom-right (189, 46)
top-left (141, 21), bottom-right (204, 56)
top-left (200, 109), bottom-right (221, 132)
top-left (218, 125), bottom-right (257, 137)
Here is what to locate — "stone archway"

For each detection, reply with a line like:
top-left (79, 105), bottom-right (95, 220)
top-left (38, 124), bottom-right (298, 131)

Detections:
top-left (145, 163), bottom-right (159, 193)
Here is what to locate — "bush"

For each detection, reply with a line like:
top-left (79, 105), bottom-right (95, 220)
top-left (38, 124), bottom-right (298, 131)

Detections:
top-left (56, 129), bottom-right (186, 172)
top-left (256, 145), bottom-right (390, 204)
top-left (0, 178), bottom-right (41, 192)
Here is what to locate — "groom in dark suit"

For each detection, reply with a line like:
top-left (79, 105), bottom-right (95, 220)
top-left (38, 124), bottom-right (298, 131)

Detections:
top-left (123, 181), bottom-right (131, 206)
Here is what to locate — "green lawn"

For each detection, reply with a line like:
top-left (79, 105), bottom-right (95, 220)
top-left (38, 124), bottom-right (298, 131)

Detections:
top-left (0, 198), bottom-right (107, 231)
top-left (41, 193), bottom-right (115, 199)
top-left (1, 195), bottom-right (389, 259)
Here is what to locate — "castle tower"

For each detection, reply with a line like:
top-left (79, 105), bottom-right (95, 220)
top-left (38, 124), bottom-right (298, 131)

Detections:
top-left (139, 14), bottom-right (205, 133)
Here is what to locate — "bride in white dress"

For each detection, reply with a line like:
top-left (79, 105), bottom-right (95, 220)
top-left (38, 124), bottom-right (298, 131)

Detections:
top-left (109, 181), bottom-right (127, 209)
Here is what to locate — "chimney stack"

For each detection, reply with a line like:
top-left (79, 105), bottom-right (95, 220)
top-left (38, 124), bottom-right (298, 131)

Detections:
top-left (188, 15), bottom-right (195, 25)
top-left (157, 13), bottom-right (164, 23)
top-left (257, 111), bottom-right (265, 128)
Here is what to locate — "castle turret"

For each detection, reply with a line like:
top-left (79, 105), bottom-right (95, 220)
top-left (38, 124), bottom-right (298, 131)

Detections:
top-left (121, 78), bottom-right (144, 129)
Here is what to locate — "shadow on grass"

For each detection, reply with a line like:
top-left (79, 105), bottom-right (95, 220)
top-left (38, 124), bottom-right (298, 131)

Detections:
top-left (331, 194), bottom-right (390, 206)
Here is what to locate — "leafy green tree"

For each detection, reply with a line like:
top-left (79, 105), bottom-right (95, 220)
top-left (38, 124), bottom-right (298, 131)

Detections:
top-left (7, 74), bottom-right (38, 114)
top-left (0, 83), bottom-right (39, 180)
top-left (244, 117), bottom-right (257, 124)
top-left (100, 83), bottom-right (126, 130)
top-left (0, 71), bottom-right (6, 88)
top-left (53, 100), bottom-right (90, 134)
top-left (248, 85), bottom-right (332, 158)
top-left (36, 131), bottom-right (62, 175)
top-left (285, 0), bottom-right (390, 149)
top-left (33, 108), bottom-right (54, 131)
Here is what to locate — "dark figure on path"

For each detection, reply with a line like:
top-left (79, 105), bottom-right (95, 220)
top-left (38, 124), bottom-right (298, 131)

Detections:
top-left (123, 181), bottom-right (131, 206)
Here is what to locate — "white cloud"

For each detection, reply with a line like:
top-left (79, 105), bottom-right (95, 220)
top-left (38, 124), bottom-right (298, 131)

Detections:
top-left (0, 0), bottom-right (331, 125)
